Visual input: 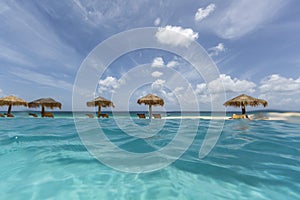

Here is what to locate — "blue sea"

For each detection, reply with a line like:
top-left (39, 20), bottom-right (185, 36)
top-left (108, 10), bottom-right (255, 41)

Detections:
top-left (0, 112), bottom-right (300, 199)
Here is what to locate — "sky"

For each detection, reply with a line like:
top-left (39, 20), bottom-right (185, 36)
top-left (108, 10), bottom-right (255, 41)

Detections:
top-left (0, 0), bottom-right (300, 112)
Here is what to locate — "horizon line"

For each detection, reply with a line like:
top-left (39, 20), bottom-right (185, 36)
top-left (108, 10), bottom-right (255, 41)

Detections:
top-left (1, 109), bottom-right (299, 113)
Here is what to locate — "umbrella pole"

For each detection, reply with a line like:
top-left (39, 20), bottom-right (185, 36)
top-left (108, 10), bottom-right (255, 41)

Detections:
top-left (98, 106), bottom-right (101, 118)
top-left (7, 104), bottom-right (12, 115)
top-left (242, 105), bottom-right (246, 115)
top-left (41, 106), bottom-right (45, 117)
top-left (149, 105), bottom-right (152, 119)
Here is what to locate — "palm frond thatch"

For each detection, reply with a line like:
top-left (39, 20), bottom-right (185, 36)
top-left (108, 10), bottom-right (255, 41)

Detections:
top-left (224, 94), bottom-right (268, 115)
top-left (0, 95), bottom-right (28, 106)
top-left (137, 94), bottom-right (164, 106)
top-left (137, 94), bottom-right (164, 119)
top-left (86, 96), bottom-right (115, 108)
top-left (223, 94), bottom-right (268, 108)
top-left (0, 95), bottom-right (28, 115)
top-left (86, 96), bottom-right (114, 118)
top-left (28, 98), bottom-right (62, 109)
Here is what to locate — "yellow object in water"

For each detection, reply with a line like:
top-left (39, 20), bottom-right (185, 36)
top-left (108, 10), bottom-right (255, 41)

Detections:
top-left (232, 114), bottom-right (247, 119)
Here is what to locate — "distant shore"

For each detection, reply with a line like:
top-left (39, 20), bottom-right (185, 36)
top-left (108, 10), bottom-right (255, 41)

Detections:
top-left (0, 111), bottom-right (299, 121)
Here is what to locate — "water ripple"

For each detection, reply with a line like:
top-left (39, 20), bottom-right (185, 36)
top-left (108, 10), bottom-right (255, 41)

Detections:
top-left (0, 116), bottom-right (300, 199)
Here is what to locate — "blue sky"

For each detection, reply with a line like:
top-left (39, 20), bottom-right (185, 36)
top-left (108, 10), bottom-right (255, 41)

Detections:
top-left (0, 0), bottom-right (299, 111)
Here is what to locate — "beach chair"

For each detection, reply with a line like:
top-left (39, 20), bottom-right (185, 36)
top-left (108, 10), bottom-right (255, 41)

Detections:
top-left (7, 113), bottom-right (14, 118)
top-left (29, 113), bottom-right (38, 117)
top-left (42, 112), bottom-right (54, 118)
top-left (152, 114), bottom-right (161, 119)
top-left (137, 114), bottom-right (146, 118)
top-left (100, 114), bottom-right (109, 118)
top-left (0, 114), bottom-right (4, 117)
top-left (86, 114), bottom-right (94, 118)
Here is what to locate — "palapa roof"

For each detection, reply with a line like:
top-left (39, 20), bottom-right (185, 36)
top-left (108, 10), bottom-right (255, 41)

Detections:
top-left (86, 96), bottom-right (115, 108)
top-left (28, 98), bottom-right (62, 109)
top-left (137, 94), bottom-right (164, 106)
top-left (223, 94), bottom-right (268, 108)
top-left (0, 95), bottom-right (28, 106)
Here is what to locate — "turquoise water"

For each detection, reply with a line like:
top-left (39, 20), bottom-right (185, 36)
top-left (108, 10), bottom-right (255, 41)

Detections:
top-left (0, 112), bottom-right (300, 199)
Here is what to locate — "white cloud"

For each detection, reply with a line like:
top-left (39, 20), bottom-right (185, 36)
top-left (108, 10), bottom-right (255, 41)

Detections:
top-left (155, 25), bottom-right (199, 47)
top-left (193, 74), bottom-right (300, 109)
top-left (195, 83), bottom-right (207, 95)
top-left (215, 0), bottom-right (287, 39)
top-left (209, 43), bottom-right (225, 57)
top-left (151, 57), bottom-right (164, 68)
top-left (151, 79), bottom-right (166, 91)
top-left (209, 74), bottom-right (256, 93)
top-left (259, 74), bottom-right (300, 94)
top-left (173, 87), bottom-right (184, 94)
top-left (195, 83), bottom-right (212, 103)
top-left (195, 4), bottom-right (216, 22)
top-left (194, 75), bottom-right (256, 104)
top-left (151, 80), bottom-right (183, 105)
top-left (151, 71), bottom-right (163, 78)
top-left (166, 60), bottom-right (178, 68)
top-left (98, 76), bottom-right (120, 93)
top-left (196, 74), bottom-right (256, 95)
top-left (154, 17), bottom-right (161, 26)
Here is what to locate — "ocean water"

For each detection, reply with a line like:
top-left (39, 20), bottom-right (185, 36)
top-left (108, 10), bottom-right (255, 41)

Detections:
top-left (0, 112), bottom-right (300, 199)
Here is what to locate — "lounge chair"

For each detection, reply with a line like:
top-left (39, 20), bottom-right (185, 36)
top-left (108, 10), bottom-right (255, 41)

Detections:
top-left (100, 114), bottom-right (109, 118)
top-left (137, 113), bottom-right (146, 118)
top-left (42, 112), bottom-right (54, 118)
top-left (29, 113), bottom-right (38, 117)
top-left (86, 114), bottom-right (94, 118)
top-left (7, 113), bottom-right (14, 118)
top-left (230, 114), bottom-right (250, 120)
top-left (152, 114), bottom-right (161, 119)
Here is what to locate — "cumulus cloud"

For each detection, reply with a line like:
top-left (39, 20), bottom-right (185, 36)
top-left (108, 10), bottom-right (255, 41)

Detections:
top-left (195, 83), bottom-right (207, 95)
top-left (209, 74), bottom-right (256, 93)
top-left (194, 3), bottom-right (216, 22)
top-left (209, 43), bottom-right (225, 57)
top-left (194, 74), bottom-right (256, 104)
top-left (154, 17), bottom-right (161, 26)
top-left (98, 76), bottom-right (120, 93)
top-left (259, 74), bottom-right (300, 109)
top-left (259, 74), bottom-right (300, 94)
top-left (173, 86), bottom-right (184, 94)
top-left (151, 80), bottom-right (184, 105)
top-left (196, 74), bottom-right (256, 95)
top-left (195, 83), bottom-right (211, 103)
top-left (155, 25), bottom-right (199, 47)
top-left (166, 60), bottom-right (178, 68)
top-left (151, 79), bottom-right (166, 91)
top-left (151, 71), bottom-right (163, 78)
top-left (151, 57), bottom-right (164, 68)
top-left (151, 57), bottom-right (179, 69)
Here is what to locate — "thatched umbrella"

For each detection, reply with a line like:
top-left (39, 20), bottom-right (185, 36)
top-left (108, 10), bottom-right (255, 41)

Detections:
top-left (87, 96), bottom-right (114, 118)
top-left (137, 94), bottom-right (164, 118)
top-left (0, 95), bottom-right (28, 117)
top-left (223, 94), bottom-right (268, 115)
top-left (28, 98), bottom-right (62, 117)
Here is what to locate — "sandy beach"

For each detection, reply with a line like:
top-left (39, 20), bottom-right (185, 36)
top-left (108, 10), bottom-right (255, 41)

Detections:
top-left (162, 112), bottom-right (300, 121)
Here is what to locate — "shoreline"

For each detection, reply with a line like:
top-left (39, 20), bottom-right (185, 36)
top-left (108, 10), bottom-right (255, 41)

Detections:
top-left (0, 111), bottom-right (299, 121)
